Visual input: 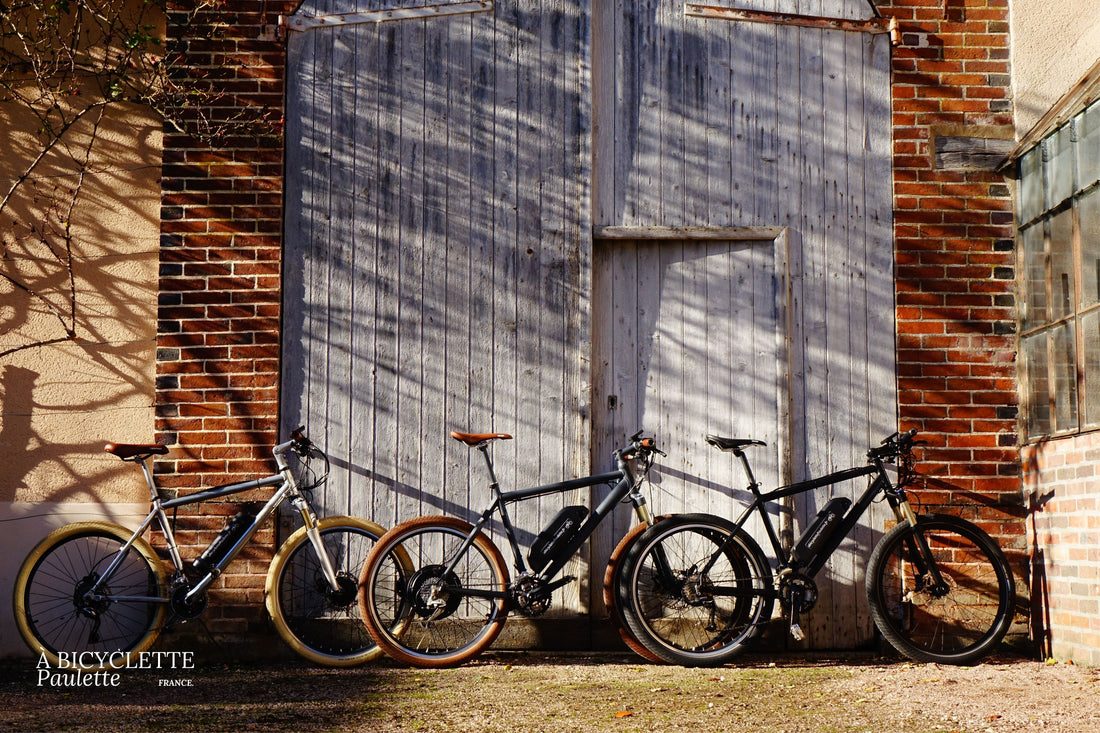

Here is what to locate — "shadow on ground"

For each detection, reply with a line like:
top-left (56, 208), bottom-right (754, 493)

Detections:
top-left (2, 650), bottom-right (1095, 733)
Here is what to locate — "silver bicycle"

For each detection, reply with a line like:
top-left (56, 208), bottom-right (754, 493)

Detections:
top-left (13, 427), bottom-right (391, 668)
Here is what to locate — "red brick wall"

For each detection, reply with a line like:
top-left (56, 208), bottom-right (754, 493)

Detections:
top-left (882, 0), bottom-right (1024, 572)
top-left (156, 0), bottom-right (293, 644)
top-left (1023, 433), bottom-right (1100, 666)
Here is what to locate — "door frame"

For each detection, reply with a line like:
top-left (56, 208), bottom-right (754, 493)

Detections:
top-left (589, 225), bottom-right (795, 616)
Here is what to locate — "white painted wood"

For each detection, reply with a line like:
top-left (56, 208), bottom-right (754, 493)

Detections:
top-left (590, 236), bottom-right (788, 576)
top-left (283, 1), bottom-right (594, 614)
top-left (591, 3), bottom-right (894, 646)
top-left (285, 1), bottom-right (494, 32)
top-left (283, 0), bottom-right (895, 641)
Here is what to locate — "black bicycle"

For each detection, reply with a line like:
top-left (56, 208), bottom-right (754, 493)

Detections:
top-left (615, 430), bottom-right (1017, 666)
top-left (357, 430), bottom-right (664, 667)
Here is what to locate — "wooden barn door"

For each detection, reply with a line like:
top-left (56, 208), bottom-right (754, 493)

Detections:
top-left (281, 1), bottom-right (595, 626)
top-left (591, 231), bottom-right (791, 618)
top-left (590, 0), bottom-right (896, 649)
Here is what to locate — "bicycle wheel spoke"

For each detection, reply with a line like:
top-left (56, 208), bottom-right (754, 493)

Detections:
top-left (361, 516), bottom-right (509, 667)
top-left (268, 518), bottom-right (384, 665)
top-left (15, 525), bottom-right (165, 665)
top-left (620, 515), bottom-right (773, 666)
top-left (868, 515), bottom-right (1014, 664)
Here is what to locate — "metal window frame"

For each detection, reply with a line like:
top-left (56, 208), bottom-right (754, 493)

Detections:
top-left (1018, 103), bottom-right (1100, 441)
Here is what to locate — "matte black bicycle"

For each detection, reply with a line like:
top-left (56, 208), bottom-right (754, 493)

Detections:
top-left (357, 430), bottom-right (663, 668)
top-left (615, 430), bottom-right (1017, 666)
top-left (14, 428), bottom-right (393, 668)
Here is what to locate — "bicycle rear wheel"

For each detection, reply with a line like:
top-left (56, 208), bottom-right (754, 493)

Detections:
top-left (359, 515), bottom-right (510, 668)
top-left (266, 516), bottom-right (388, 667)
top-left (13, 521), bottom-right (167, 669)
top-left (618, 514), bottom-right (773, 667)
top-left (866, 513), bottom-right (1016, 665)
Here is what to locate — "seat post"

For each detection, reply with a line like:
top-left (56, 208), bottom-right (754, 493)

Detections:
top-left (476, 442), bottom-right (502, 494)
top-left (137, 457), bottom-right (160, 502)
top-left (734, 450), bottom-right (763, 498)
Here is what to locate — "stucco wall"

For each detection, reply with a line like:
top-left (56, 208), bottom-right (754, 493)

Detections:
top-left (1010, 0), bottom-right (1100, 136)
top-left (0, 103), bottom-right (161, 504)
top-left (0, 102), bottom-right (161, 657)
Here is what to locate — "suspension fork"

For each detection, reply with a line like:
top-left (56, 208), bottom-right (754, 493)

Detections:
top-left (293, 494), bottom-right (342, 592)
top-left (882, 467), bottom-right (949, 592)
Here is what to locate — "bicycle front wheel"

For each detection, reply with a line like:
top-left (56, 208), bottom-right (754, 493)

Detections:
top-left (266, 516), bottom-right (389, 667)
top-left (618, 514), bottom-right (774, 667)
top-left (866, 513), bottom-right (1016, 665)
top-left (359, 515), bottom-right (510, 668)
top-left (13, 521), bottom-right (167, 669)
top-left (603, 521), bottom-right (666, 663)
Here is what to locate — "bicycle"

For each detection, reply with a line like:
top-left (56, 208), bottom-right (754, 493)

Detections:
top-left (356, 429), bottom-right (665, 668)
top-left (614, 429), bottom-right (1017, 666)
top-left (13, 427), bottom-right (393, 669)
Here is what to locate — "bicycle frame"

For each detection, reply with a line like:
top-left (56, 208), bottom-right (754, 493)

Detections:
top-left (440, 441), bottom-right (655, 600)
top-left (86, 437), bottom-right (340, 608)
top-left (724, 449), bottom-right (914, 578)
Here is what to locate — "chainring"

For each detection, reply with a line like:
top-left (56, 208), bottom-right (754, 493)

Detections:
top-left (511, 576), bottom-right (552, 617)
top-left (169, 579), bottom-right (208, 620)
top-left (778, 571), bottom-right (819, 614)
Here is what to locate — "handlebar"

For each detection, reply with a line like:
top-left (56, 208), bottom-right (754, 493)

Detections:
top-left (621, 429), bottom-right (666, 460)
top-left (867, 428), bottom-right (921, 462)
top-left (282, 426), bottom-right (330, 490)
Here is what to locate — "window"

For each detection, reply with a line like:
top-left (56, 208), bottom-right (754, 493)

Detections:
top-left (1018, 99), bottom-right (1100, 440)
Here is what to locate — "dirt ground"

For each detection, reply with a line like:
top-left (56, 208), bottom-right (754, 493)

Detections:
top-left (2, 650), bottom-right (1098, 733)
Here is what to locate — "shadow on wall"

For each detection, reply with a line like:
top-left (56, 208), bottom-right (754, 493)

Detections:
top-left (0, 100), bottom-right (162, 507)
top-left (0, 99), bottom-right (162, 657)
top-left (1020, 440), bottom-right (1059, 662)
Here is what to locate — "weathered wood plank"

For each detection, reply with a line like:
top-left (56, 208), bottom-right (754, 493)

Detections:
top-left (372, 18), bottom-right (404, 528)
top-left (592, 0), bottom-right (615, 226)
top-left (420, 18), bottom-right (450, 524)
top-left (324, 22), bottom-right (358, 517)
top-left (813, 20), bottom-right (851, 648)
top-left (349, 19), bottom-right (383, 523)
top-left (595, 225), bottom-right (783, 240)
top-left (466, 4), bottom-right (496, 520)
top-left (442, 14), bottom-right (475, 522)
top-left (564, 0), bottom-right (592, 491)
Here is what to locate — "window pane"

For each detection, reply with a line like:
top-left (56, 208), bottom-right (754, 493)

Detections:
top-left (1024, 332), bottom-right (1051, 437)
top-left (1049, 126), bottom-right (1075, 207)
top-left (1020, 146), bottom-right (1044, 223)
top-left (1051, 322), bottom-right (1079, 432)
top-left (1021, 222), bottom-right (1047, 327)
top-left (1083, 309), bottom-right (1100, 429)
top-left (1051, 208), bottom-right (1075, 320)
top-left (1080, 103), bottom-right (1100, 191)
top-left (1082, 188), bottom-right (1100, 310)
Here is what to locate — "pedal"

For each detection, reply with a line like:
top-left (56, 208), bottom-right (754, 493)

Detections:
top-left (789, 623), bottom-right (806, 642)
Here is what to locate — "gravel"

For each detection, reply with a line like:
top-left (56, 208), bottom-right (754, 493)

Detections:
top-left (2, 651), bottom-right (1097, 733)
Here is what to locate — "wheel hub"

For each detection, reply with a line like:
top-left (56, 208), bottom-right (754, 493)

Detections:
top-left (318, 573), bottom-right (358, 609)
top-left (73, 574), bottom-right (109, 618)
top-left (408, 564), bottom-right (462, 620)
